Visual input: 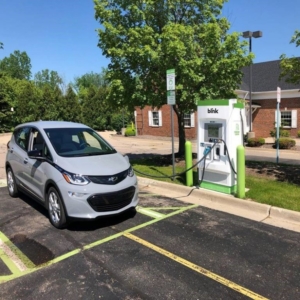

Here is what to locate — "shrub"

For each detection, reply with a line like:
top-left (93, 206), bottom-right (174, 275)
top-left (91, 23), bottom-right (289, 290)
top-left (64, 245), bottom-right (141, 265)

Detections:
top-left (247, 137), bottom-right (265, 147)
top-left (125, 123), bottom-right (136, 136)
top-left (275, 138), bottom-right (296, 149)
top-left (270, 126), bottom-right (290, 138)
top-left (297, 130), bottom-right (300, 138)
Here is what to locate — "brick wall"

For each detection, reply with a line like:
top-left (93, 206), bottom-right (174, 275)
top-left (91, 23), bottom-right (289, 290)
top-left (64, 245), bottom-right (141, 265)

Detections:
top-left (136, 96), bottom-right (300, 139)
top-left (252, 97), bottom-right (300, 137)
top-left (135, 106), bottom-right (197, 139)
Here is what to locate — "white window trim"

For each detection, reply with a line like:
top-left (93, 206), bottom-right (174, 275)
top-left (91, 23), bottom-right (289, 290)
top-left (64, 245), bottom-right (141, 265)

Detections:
top-left (275, 109), bottom-right (297, 128)
top-left (148, 110), bottom-right (162, 127)
top-left (184, 112), bottom-right (195, 128)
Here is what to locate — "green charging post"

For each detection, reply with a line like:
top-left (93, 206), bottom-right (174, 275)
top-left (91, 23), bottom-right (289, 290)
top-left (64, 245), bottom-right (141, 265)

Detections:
top-left (185, 141), bottom-right (193, 187)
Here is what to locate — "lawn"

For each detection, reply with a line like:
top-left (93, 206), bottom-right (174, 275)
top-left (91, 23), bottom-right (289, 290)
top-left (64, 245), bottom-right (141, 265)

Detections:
top-left (131, 156), bottom-right (300, 213)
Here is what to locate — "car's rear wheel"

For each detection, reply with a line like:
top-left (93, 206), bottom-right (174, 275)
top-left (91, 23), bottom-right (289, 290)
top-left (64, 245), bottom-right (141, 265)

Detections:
top-left (6, 167), bottom-right (19, 197)
top-left (47, 187), bottom-right (67, 229)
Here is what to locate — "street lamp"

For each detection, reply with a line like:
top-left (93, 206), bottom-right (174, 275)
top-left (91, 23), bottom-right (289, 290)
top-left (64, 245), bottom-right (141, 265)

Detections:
top-left (243, 30), bottom-right (262, 133)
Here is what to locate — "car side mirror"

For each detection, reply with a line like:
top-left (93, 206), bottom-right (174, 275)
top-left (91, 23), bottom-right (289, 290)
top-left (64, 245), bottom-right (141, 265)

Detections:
top-left (28, 149), bottom-right (45, 160)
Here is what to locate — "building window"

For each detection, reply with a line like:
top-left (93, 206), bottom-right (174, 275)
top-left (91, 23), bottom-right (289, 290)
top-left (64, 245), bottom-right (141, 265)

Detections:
top-left (148, 110), bottom-right (162, 127)
top-left (275, 110), bottom-right (297, 128)
top-left (184, 112), bottom-right (195, 128)
top-left (152, 112), bottom-right (159, 126)
top-left (281, 111), bottom-right (292, 127)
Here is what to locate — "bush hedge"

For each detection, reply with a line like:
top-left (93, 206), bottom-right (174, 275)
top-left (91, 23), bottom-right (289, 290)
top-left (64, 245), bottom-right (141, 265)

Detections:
top-left (275, 138), bottom-right (296, 149)
top-left (247, 137), bottom-right (265, 147)
top-left (125, 126), bottom-right (136, 136)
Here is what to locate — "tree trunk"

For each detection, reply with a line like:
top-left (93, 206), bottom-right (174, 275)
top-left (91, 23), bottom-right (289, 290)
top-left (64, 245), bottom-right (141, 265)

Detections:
top-left (173, 106), bottom-right (186, 157)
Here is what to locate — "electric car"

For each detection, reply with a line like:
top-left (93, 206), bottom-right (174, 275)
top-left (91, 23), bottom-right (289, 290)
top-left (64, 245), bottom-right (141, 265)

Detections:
top-left (6, 121), bottom-right (139, 229)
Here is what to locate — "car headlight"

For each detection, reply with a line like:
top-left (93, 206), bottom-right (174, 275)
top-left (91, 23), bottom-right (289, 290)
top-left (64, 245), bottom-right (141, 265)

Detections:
top-left (62, 171), bottom-right (90, 185)
top-left (128, 166), bottom-right (134, 177)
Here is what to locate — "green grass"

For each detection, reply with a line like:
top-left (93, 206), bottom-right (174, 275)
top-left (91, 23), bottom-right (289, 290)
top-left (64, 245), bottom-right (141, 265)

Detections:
top-left (131, 157), bottom-right (300, 213)
top-left (246, 176), bottom-right (300, 212)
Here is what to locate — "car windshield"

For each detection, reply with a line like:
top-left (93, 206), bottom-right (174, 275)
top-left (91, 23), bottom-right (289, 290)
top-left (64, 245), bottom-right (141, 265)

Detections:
top-left (44, 127), bottom-right (117, 157)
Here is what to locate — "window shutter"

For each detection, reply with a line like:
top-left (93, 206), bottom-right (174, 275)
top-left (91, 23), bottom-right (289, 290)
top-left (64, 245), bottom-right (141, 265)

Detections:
top-left (148, 111), bottom-right (152, 126)
top-left (274, 111), bottom-right (281, 127)
top-left (158, 111), bottom-right (162, 126)
top-left (190, 113), bottom-right (195, 127)
top-left (292, 110), bottom-right (297, 128)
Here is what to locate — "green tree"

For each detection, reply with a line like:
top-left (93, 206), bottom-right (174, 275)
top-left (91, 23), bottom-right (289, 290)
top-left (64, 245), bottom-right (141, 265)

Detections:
top-left (280, 30), bottom-right (300, 84)
top-left (82, 85), bottom-right (110, 130)
top-left (94, 0), bottom-right (252, 155)
top-left (0, 50), bottom-right (32, 80)
top-left (15, 80), bottom-right (42, 123)
top-left (62, 85), bottom-right (81, 122)
top-left (73, 70), bottom-right (109, 91)
top-left (34, 69), bottom-right (64, 90)
top-left (0, 74), bottom-right (17, 131)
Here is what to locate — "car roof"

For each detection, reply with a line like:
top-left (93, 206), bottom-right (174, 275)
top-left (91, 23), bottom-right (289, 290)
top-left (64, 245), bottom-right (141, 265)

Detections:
top-left (15, 121), bottom-right (90, 130)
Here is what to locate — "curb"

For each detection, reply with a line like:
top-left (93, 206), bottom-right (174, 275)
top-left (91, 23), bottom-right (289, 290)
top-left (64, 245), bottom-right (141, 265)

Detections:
top-left (137, 176), bottom-right (300, 228)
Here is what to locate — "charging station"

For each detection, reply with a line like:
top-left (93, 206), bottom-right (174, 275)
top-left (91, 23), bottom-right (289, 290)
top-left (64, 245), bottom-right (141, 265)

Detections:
top-left (197, 99), bottom-right (244, 194)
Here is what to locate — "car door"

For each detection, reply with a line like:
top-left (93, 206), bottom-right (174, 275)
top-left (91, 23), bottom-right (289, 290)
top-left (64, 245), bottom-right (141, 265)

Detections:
top-left (9, 126), bottom-right (33, 190)
top-left (24, 129), bottom-right (53, 202)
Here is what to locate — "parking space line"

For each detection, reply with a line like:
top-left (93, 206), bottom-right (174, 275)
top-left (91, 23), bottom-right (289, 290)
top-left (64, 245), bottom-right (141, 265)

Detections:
top-left (136, 207), bottom-right (166, 218)
top-left (0, 232), bottom-right (36, 274)
top-left (0, 204), bottom-right (198, 284)
top-left (124, 232), bottom-right (269, 300)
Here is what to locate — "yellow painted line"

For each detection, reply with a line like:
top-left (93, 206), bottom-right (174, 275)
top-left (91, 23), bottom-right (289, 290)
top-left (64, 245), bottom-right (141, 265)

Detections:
top-left (124, 233), bottom-right (269, 300)
top-left (0, 232), bottom-right (35, 273)
top-left (136, 207), bottom-right (165, 218)
top-left (140, 207), bottom-right (188, 210)
top-left (0, 246), bottom-right (20, 275)
top-left (0, 204), bottom-right (198, 284)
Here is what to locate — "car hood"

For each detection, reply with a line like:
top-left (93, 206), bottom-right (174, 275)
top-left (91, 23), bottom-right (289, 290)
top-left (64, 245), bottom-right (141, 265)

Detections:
top-left (55, 152), bottom-right (130, 176)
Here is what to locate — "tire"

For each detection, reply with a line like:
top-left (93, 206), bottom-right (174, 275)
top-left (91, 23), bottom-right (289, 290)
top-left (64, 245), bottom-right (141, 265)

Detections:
top-left (6, 167), bottom-right (19, 197)
top-left (47, 187), bottom-right (68, 229)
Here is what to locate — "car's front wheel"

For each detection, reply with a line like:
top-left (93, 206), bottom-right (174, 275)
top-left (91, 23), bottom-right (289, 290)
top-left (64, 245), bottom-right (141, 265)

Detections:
top-left (47, 187), bottom-right (68, 229)
top-left (6, 167), bottom-right (19, 197)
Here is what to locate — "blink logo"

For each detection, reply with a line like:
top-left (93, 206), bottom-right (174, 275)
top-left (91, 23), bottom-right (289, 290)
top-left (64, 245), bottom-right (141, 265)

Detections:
top-left (207, 108), bottom-right (218, 113)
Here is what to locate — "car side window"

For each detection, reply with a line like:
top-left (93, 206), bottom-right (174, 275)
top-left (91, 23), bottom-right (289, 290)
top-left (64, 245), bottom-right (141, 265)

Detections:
top-left (31, 129), bottom-right (53, 161)
top-left (14, 127), bottom-right (31, 151)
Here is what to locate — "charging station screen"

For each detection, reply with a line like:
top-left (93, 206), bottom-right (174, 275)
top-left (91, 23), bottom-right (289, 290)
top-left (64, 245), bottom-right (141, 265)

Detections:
top-left (208, 125), bottom-right (219, 138)
top-left (204, 123), bottom-right (222, 142)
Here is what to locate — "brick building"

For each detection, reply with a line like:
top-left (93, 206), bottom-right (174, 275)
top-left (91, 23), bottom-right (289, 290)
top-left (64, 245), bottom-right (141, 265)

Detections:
top-left (134, 60), bottom-right (300, 139)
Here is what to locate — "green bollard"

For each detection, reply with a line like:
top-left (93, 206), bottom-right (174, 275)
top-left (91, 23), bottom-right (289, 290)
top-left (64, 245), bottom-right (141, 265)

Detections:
top-left (185, 141), bottom-right (193, 187)
top-left (236, 145), bottom-right (245, 198)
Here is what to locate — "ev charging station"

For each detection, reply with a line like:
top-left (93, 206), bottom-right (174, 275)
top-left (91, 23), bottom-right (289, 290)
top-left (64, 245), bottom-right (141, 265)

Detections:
top-left (197, 99), bottom-right (244, 194)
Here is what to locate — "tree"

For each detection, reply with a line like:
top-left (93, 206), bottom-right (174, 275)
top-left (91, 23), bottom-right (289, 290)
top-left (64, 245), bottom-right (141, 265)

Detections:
top-left (94, 0), bottom-right (252, 155)
top-left (34, 69), bottom-right (64, 90)
top-left (0, 74), bottom-right (17, 131)
top-left (15, 80), bottom-right (42, 123)
top-left (73, 70), bottom-right (109, 91)
top-left (62, 85), bottom-right (81, 122)
top-left (82, 85), bottom-right (111, 130)
top-left (280, 30), bottom-right (300, 84)
top-left (0, 42), bottom-right (3, 50)
top-left (0, 50), bottom-right (32, 80)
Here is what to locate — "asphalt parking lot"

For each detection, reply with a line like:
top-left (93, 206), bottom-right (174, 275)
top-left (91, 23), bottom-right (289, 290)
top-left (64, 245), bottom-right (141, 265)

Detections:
top-left (1, 186), bottom-right (300, 300)
top-left (1, 132), bottom-right (300, 299)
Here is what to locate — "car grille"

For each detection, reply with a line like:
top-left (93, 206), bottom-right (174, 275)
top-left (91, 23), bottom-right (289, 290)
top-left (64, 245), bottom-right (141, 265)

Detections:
top-left (87, 186), bottom-right (136, 212)
top-left (87, 169), bottom-right (128, 185)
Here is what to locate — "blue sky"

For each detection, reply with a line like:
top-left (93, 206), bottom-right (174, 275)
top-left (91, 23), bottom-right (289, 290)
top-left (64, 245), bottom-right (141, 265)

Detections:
top-left (0, 0), bottom-right (299, 84)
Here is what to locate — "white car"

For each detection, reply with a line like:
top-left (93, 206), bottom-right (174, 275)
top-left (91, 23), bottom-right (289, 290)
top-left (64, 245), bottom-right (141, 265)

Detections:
top-left (6, 121), bottom-right (139, 229)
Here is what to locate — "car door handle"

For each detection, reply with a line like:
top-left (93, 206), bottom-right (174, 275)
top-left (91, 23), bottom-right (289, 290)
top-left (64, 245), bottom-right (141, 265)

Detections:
top-left (24, 158), bottom-right (28, 164)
